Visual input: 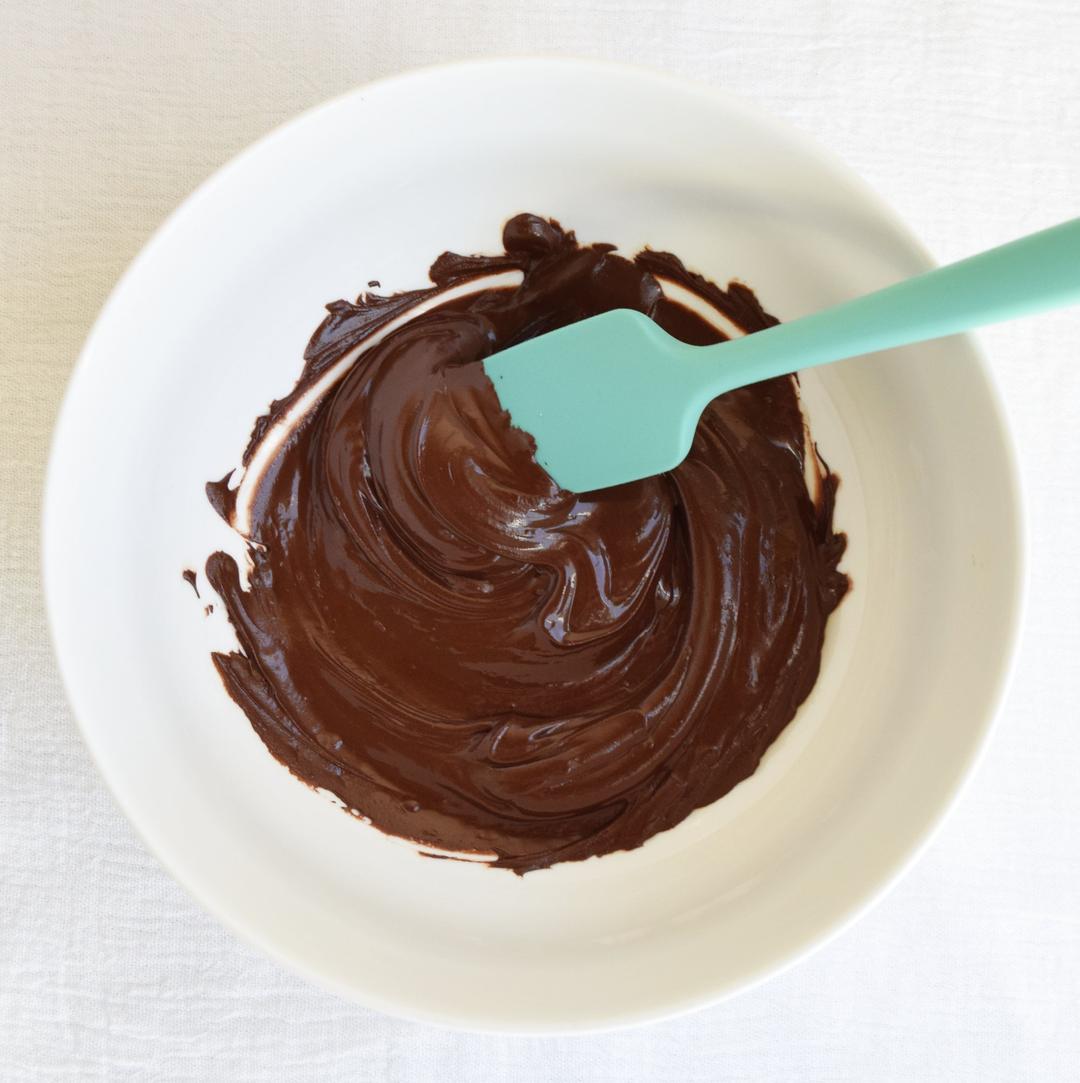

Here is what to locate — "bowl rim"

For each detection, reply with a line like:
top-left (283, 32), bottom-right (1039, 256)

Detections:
top-left (42, 56), bottom-right (1027, 1034)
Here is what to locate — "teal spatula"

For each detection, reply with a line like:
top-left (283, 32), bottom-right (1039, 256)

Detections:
top-left (484, 218), bottom-right (1080, 492)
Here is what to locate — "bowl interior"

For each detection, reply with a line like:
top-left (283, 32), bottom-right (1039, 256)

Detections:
top-left (44, 60), bottom-right (1022, 1031)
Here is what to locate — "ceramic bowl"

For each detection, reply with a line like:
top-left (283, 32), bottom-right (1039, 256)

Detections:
top-left (44, 59), bottom-right (1024, 1032)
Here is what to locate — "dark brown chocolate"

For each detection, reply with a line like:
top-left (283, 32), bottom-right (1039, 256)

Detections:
top-left (202, 214), bottom-right (848, 874)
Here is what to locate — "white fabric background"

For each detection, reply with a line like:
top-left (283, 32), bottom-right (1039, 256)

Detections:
top-left (2, 1), bottom-right (1078, 1079)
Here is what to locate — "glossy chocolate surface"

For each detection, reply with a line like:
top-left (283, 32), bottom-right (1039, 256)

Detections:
top-left (203, 215), bottom-right (848, 873)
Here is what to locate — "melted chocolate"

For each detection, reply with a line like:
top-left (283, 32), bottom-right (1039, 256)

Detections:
top-left (203, 215), bottom-right (848, 874)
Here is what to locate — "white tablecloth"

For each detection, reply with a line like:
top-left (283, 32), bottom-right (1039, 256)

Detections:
top-left (3, 1), bottom-right (1079, 1078)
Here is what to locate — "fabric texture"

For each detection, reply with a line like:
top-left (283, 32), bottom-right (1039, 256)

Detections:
top-left (2, 1), bottom-right (1078, 1079)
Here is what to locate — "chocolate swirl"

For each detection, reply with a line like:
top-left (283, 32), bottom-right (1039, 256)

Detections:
top-left (203, 215), bottom-right (848, 873)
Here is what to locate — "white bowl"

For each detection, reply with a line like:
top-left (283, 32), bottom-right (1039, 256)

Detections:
top-left (44, 59), bottom-right (1024, 1032)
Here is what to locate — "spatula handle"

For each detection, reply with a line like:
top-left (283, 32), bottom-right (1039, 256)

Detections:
top-left (703, 217), bottom-right (1080, 399)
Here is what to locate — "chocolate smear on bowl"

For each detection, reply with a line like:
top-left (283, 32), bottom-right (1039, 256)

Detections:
top-left (201, 214), bottom-right (848, 874)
